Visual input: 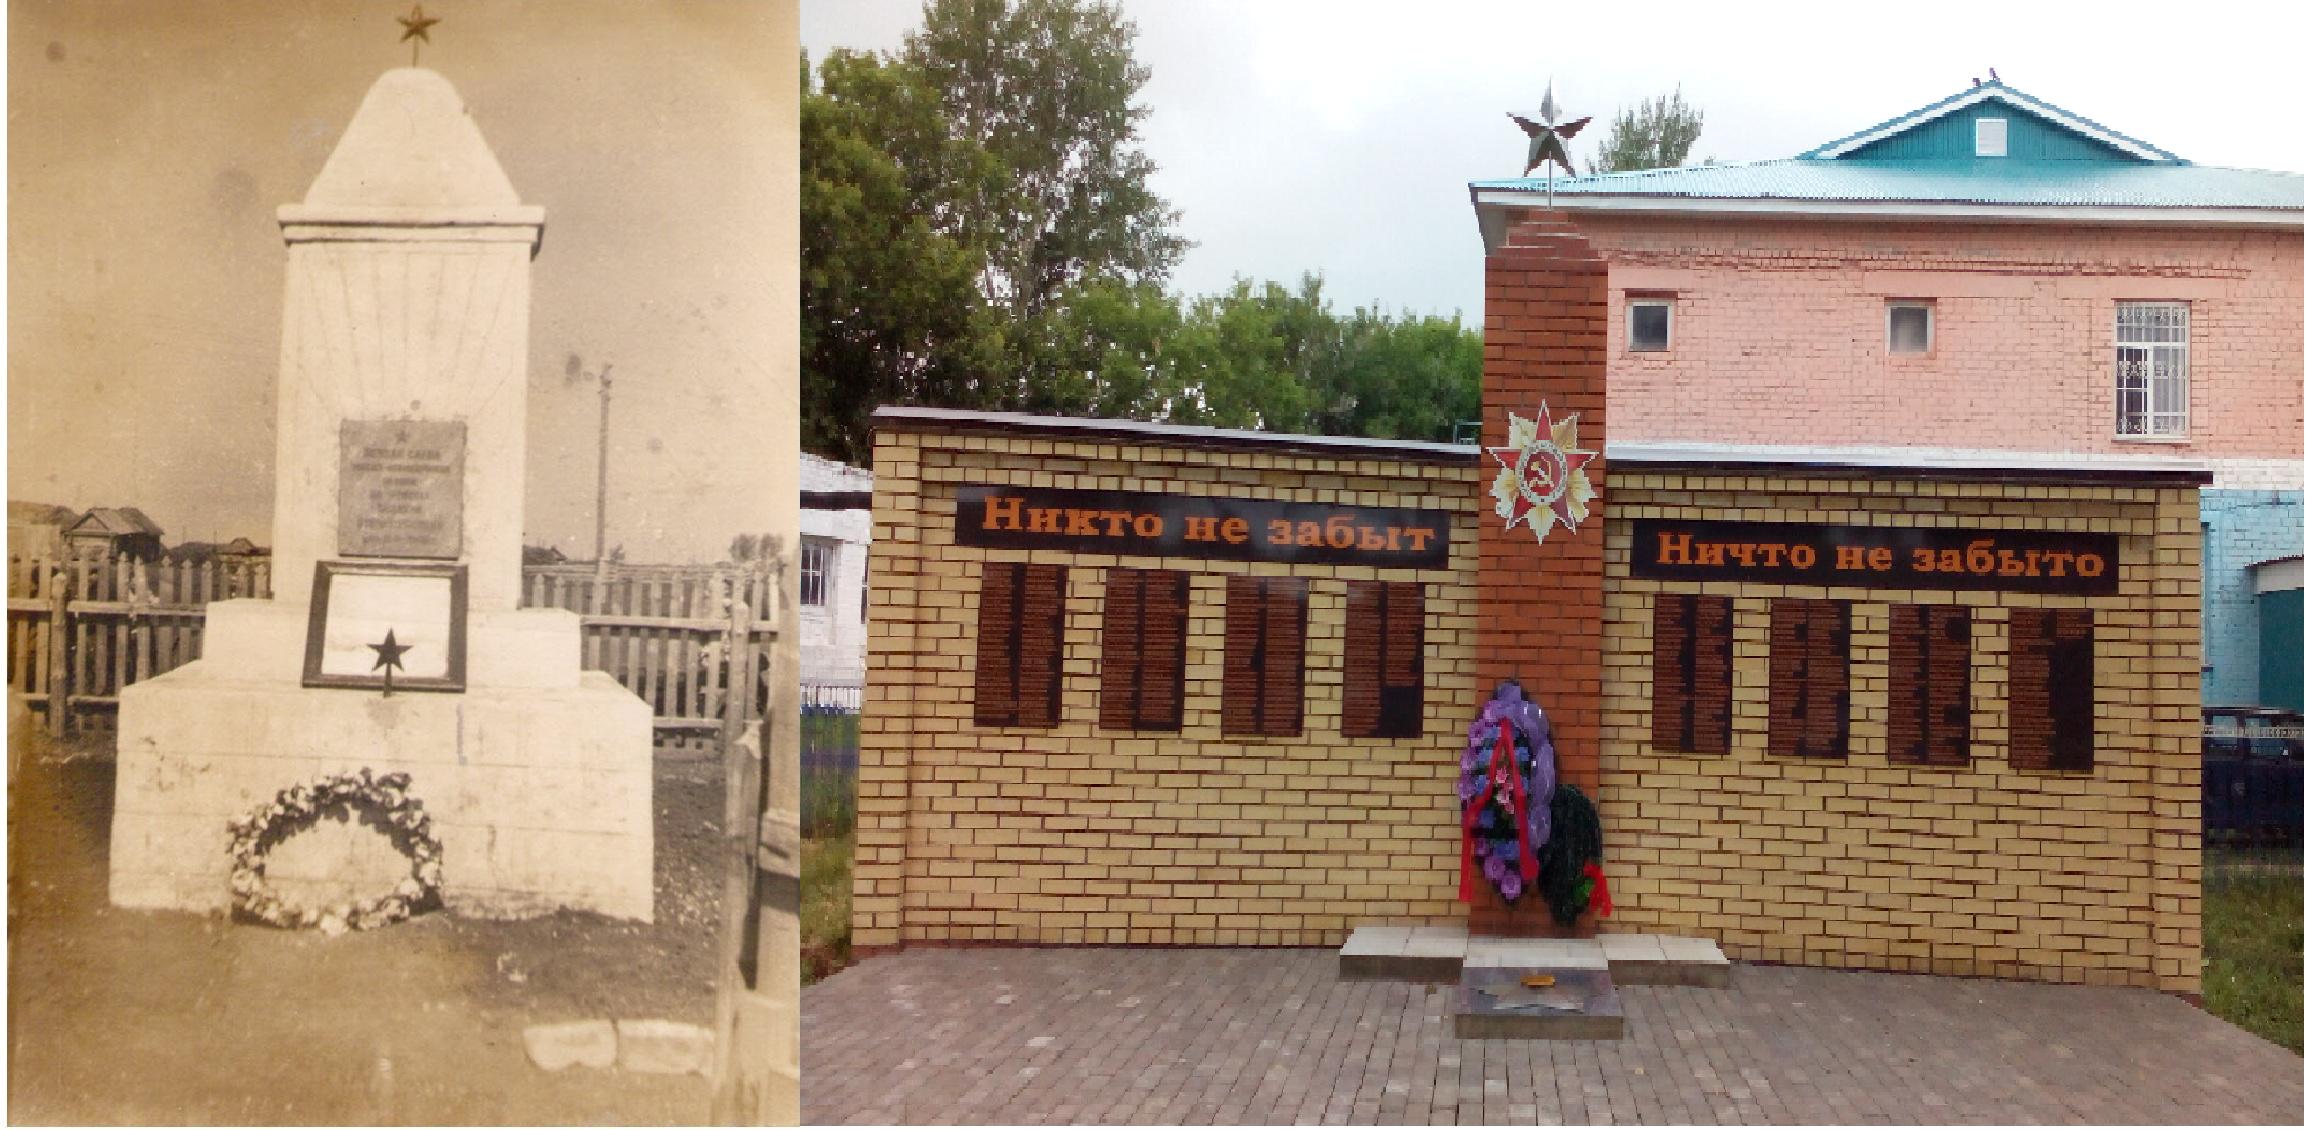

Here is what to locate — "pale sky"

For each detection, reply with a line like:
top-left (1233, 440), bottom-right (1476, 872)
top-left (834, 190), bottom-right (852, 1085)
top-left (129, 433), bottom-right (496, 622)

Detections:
top-left (805, 0), bottom-right (2307, 321)
top-left (9, 0), bottom-right (788, 563)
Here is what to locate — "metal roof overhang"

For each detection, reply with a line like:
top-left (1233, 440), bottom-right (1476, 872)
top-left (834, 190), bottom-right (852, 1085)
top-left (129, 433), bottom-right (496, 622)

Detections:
top-left (1471, 189), bottom-right (2304, 254)
top-left (871, 405), bottom-right (1480, 465)
top-left (1610, 441), bottom-right (2216, 488)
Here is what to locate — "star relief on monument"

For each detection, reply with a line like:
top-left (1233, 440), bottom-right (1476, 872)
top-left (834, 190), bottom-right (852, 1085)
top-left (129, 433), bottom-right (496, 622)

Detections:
top-left (1488, 402), bottom-right (1598, 544)
top-left (367, 628), bottom-right (412, 673)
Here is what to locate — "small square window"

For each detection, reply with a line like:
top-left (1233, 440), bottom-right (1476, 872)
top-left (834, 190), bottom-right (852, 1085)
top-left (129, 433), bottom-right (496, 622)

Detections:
top-left (1975, 117), bottom-right (2007, 157)
top-left (1628, 299), bottom-right (1672, 352)
top-left (1887, 302), bottom-right (1933, 354)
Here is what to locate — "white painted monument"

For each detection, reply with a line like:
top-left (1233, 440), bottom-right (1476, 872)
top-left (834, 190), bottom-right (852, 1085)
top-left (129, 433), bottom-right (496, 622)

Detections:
top-left (110, 68), bottom-right (655, 922)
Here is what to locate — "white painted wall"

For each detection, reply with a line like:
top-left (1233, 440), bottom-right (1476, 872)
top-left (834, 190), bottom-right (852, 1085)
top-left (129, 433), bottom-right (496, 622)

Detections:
top-left (799, 505), bottom-right (870, 687)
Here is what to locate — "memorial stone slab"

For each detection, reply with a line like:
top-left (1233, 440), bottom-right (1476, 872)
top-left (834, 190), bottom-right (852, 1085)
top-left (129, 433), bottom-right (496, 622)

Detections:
top-left (338, 420), bottom-right (465, 558)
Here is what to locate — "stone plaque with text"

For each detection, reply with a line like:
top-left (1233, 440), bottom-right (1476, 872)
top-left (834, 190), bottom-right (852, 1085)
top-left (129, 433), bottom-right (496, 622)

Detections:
top-left (339, 420), bottom-right (465, 558)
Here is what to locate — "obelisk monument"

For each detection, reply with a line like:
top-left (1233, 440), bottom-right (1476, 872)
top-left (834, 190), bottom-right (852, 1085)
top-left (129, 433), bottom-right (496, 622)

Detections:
top-left (110, 67), bottom-right (655, 922)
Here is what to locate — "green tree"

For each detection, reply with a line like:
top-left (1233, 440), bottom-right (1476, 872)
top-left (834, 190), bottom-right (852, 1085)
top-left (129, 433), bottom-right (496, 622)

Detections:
top-left (801, 48), bottom-right (1002, 464)
top-left (1158, 276), bottom-right (1337, 433)
top-left (801, 1), bottom-right (1188, 460)
top-left (902, 0), bottom-right (1187, 405)
top-left (1591, 87), bottom-right (1705, 173)
top-left (801, 2), bottom-right (1485, 454)
top-left (1311, 308), bottom-right (1483, 443)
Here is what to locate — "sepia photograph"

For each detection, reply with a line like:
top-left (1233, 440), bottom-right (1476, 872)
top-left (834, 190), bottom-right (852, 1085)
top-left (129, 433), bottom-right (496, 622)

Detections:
top-left (9, 0), bottom-right (798, 1122)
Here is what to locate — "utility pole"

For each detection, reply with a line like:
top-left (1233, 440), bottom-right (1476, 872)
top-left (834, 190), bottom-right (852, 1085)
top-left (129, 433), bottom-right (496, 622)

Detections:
top-left (593, 363), bottom-right (614, 577)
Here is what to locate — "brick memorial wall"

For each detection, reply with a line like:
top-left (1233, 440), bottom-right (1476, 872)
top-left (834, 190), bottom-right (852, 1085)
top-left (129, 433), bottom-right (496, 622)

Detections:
top-left (1599, 467), bottom-right (2205, 992)
top-left (853, 415), bottom-right (1482, 952)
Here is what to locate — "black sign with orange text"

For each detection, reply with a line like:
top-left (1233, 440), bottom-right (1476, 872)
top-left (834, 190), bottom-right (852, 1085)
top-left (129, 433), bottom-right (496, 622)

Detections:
top-left (1630, 519), bottom-right (2120, 596)
top-left (955, 485), bottom-right (1452, 569)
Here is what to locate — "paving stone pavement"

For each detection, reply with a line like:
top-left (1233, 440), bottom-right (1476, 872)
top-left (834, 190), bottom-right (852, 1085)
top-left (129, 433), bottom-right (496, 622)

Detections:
top-left (802, 947), bottom-right (2302, 1124)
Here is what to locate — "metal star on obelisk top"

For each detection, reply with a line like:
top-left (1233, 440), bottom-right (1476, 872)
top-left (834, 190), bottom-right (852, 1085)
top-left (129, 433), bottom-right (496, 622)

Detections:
top-left (1508, 81), bottom-right (1592, 206)
top-left (398, 4), bottom-right (441, 67)
top-left (369, 629), bottom-right (413, 696)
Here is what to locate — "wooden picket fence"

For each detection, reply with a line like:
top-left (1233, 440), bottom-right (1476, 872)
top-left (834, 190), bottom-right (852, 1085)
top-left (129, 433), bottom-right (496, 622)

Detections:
top-left (7, 553), bottom-right (779, 741)
top-left (6, 554), bottom-right (270, 735)
top-left (522, 564), bottom-right (780, 741)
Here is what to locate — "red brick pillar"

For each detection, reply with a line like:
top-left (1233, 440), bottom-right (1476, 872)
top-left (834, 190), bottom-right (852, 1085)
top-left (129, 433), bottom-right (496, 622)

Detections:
top-left (1471, 209), bottom-right (1608, 936)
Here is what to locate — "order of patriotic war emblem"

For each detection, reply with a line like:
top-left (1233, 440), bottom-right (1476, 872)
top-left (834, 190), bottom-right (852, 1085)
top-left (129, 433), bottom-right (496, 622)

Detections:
top-left (1488, 402), bottom-right (1598, 544)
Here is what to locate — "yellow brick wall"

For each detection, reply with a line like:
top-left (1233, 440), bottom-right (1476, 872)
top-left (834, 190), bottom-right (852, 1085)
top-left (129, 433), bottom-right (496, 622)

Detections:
top-left (862, 431), bottom-right (2204, 991)
top-left (855, 426), bottom-right (1484, 949)
top-left (1602, 473), bottom-right (2202, 993)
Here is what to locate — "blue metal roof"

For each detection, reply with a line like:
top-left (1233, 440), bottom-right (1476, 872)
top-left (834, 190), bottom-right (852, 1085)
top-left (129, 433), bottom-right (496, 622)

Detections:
top-left (1470, 158), bottom-right (2303, 210)
top-left (1473, 79), bottom-right (2302, 213)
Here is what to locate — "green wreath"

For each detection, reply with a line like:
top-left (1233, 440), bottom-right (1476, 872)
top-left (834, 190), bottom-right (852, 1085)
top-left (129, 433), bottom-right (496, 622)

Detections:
top-left (226, 769), bottom-right (443, 932)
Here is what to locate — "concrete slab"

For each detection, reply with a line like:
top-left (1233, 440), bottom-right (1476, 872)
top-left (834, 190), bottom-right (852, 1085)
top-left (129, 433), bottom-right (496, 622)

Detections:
top-left (1337, 926), bottom-right (1415, 980)
top-left (1338, 926), bottom-right (1410, 957)
top-left (1453, 966), bottom-right (1624, 1041)
top-left (1657, 935), bottom-right (1729, 963)
top-left (1595, 933), bottom-right (1667, 962)
top-left (1466, 937), bottom-right (1608, 969)
top-left (1599, 932), bottom-right (1733, 987)
top-left (1400, 926), bottom-right (1471, 958)
top-left (1613, 935), bottom-right (1733, 988)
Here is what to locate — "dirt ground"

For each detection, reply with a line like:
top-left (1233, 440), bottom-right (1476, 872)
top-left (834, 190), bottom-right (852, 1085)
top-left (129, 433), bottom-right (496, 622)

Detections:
top-left (7, 730), bottom-right (727, 1125)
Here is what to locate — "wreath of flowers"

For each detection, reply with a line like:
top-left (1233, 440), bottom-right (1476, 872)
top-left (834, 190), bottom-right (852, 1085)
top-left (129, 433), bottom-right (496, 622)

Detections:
top-left (226, 769), bottom-right (443, 933)
top-left (1458, 681), bottom-right (1613, 924)
top-left (1459, 681), bottom-right (1556, 904)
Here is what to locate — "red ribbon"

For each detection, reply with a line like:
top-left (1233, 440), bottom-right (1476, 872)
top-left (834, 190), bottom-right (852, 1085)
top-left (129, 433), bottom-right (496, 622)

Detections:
top-left (1581, 862), bottom-right (1613, 917)
top-left (1461, 724), bottom-right (1541, 902)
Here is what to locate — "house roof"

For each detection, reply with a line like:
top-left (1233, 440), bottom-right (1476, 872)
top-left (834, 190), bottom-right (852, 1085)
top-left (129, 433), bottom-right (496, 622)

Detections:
top-left (1470, 79), bottom-right (2303, 234)
top-left (67, 507), bottom-right (164, 539)
top-left (8, 501), bottom-right (80, 527)
top-left (1799, 80), bottom-right (2180, 163)
top-left (801, 452), bottom-right (874, 494)
top-left (1473, 159), bottom-right (2302, 211)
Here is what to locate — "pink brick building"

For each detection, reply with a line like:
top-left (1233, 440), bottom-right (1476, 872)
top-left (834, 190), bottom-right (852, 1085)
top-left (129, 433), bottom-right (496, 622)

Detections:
top-left (1473, 79), bottom-right (2304, 707)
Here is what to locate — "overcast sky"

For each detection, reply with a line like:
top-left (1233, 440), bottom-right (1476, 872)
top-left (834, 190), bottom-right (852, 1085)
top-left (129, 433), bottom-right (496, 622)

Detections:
top-left (10, 0), bottom-right (787, 563)
top-left (806, 0), bottom-right (2307, 322)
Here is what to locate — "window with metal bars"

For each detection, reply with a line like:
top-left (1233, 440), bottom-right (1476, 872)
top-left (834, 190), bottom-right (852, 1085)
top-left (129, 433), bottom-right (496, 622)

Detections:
top-left (799, 538), bottom-right (833, 607)
top-left (1651, 594), bottom-right (1733, 754)
top-left (972, 561), bottom-right (1067, 728)
top-left (1099, 569), bottom-right (1189, 732)
top-left (1888, 604), bottom-right (1971, 767)
top-left (1343, 580), bottom-right (1425, 739)
top-left (2115, 302), bottom-right (2188, 438)
top-left (1222, 575), bottom-right (1307, 737)
top-left (1768, 598), bottom-right (1851, 759)
top-left (2009, 607), bottom-right (2095, 772)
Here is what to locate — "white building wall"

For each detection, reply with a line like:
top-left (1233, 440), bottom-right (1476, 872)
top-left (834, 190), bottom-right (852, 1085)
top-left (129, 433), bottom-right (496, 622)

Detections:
top-left (798, 505), bottom-right (870, 688)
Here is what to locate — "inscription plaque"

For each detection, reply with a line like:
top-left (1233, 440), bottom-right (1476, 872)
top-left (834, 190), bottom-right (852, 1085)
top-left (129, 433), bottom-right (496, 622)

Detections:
top-left (339, 420), bottom-right (465, 558)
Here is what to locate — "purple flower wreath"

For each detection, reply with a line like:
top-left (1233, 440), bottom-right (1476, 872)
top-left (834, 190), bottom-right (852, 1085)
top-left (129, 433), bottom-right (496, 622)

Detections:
top-left (1458, 680), bottom-right (1556, 903)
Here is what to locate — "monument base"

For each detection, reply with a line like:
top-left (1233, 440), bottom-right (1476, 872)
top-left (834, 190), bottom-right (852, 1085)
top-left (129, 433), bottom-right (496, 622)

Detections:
top-left (108, 600), bottom-right (654, 921)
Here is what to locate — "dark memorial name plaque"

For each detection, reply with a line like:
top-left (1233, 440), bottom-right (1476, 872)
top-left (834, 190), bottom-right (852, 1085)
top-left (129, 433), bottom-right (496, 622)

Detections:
top-left (339, 420), bottom-right (465, 559)
top-left (1630, 519), bottom-right (2119, 596)
top-left (956, 485), bottom-right (1451, 569)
